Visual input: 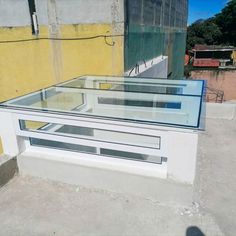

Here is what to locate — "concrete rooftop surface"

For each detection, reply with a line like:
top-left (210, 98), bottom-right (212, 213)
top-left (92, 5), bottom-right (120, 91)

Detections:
top-left (0, 118), bottom-right (235, 236)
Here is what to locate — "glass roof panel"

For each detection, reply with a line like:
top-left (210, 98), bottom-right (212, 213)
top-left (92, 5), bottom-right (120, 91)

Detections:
top-left (57, 75), bottom-right (204, 96)
top-left (0, 76), bottom-right (205, 128)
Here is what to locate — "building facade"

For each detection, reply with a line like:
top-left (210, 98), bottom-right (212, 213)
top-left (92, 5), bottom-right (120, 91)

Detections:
top-left (191, 44), bottom-right (236, 68)
top-left (0, 0), bottom-right (188, 101)
top-left (125, 0), bottom-right (188, 78)
top-left (0, 0), bottom-right (188, 151)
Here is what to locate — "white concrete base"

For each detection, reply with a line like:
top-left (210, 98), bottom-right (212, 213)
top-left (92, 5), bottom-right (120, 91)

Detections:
top-left (17, 151), bottom-right (193, 206)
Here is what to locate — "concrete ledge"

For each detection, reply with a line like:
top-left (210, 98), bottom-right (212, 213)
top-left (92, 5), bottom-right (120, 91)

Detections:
top-left (17, 151), bottom-right (193, 206)
top-left (125, 56), bottom-right (168, 78)
top-left (206, 103), bottom-right (236, 120)
top-left (0, 155), bottom-right (18, 187)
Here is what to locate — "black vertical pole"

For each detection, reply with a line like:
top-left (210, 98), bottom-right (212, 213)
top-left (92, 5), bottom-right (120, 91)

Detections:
top-left (27, 0), bottom-right (37, 34)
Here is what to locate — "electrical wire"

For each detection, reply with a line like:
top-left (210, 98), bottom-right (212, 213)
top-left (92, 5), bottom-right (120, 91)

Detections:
top-left (0, 34), bottom-right (124, 46)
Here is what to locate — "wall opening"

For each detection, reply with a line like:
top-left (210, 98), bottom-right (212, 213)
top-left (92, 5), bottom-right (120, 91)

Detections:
top-left (27, 0), bottom-right (39, 35)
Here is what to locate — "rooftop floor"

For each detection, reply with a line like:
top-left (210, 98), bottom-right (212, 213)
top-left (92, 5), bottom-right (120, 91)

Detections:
top-left (0, 118), bottom-right (235, 236)
top-left (194, 118), bottom-right (236, 236)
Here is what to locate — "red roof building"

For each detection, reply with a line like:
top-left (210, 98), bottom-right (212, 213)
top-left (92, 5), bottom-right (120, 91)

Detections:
top-left (192, 44), bottom-right (236, 68)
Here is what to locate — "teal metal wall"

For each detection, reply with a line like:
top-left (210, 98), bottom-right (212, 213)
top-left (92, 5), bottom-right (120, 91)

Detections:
top-left (125, 0), bottom-right (188, 79)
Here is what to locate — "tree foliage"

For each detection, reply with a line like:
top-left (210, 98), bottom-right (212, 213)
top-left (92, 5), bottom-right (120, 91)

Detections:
top-left (215, 0), bottom-right (236, 46)
top-left (187, 0), bottom-right (236, 50)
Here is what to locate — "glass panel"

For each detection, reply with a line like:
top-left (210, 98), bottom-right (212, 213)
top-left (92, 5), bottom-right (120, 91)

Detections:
top-left (5, 87), bottom-right (201, 127)
top-left (7, 87), bottom-right (84, 111)
top-left (57, 76), bottom-right (204, 96)
top-left (30, 138), bottom-right (96, 154)
top-left (30, 138), bottom-right (162, 164)
top-left (20, 120), bottom-right (47, 130)
top-left (97, 97), bottom-right (181, 109)
top-left (0, 76), bottom-right (205, 128)
top-left (20, 120), bottom-right (161, 149)
top-left (100, 149), bottom-right (162, 164)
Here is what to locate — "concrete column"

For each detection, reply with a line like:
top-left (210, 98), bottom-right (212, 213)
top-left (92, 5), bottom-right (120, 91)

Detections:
top-left (111, 0), bottom-right (124, 75)
top-left (0, 112), bottom-right (25, 156)
top-left (167, 130), bottom-right (198, 184)
top-left (47, 0), bottom-right (63, 83)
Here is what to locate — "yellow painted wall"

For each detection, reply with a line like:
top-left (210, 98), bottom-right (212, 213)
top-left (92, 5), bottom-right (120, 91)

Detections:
top-left (0, 24), bottom-right (124, 101)
top-left (60, 24), bottom-right (124, 80)
top-left (0, 26), bottom-right (54, 101)
top-left (0, 23), bottom-right (124, 154)
top-left (0, 140), bottom-right (2, 154)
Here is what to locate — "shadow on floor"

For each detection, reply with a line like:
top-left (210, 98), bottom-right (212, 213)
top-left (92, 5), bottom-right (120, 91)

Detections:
top-left (186, 226), bottom-right (205, 236)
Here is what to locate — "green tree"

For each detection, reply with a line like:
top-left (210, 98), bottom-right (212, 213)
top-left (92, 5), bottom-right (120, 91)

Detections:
top-left (187, 0), bottom-right (236, 50)
top-left (215, 0), bottom-right (236, 45)
top-left (186, 18), bottom-right (222, 50)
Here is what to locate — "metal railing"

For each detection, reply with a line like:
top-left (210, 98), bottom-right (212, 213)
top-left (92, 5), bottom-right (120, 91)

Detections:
top-left (206, 87), bottom-right (224, 103)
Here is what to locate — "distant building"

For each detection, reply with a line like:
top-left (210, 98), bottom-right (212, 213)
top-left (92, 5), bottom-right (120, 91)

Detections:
top-left (191, 44), bottom-right (236, 68)
top-left (189, 44), bottom-right (236, 103)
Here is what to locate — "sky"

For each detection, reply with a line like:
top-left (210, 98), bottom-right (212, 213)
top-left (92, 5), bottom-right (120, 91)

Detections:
top-left (188, 0), bottom-right (228, 24)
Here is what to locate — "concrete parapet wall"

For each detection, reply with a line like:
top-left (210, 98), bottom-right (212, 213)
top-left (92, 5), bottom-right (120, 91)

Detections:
top-left (206, 103), bottom-right (236, 120)
top-left (191, 70), bottom-right (236, 101)
top-left (0, 0), bottom-right (31, 27)
top-left (0, 0), bottom-right (124, 26)
top-left (125, 56), bottom-right (168, 78)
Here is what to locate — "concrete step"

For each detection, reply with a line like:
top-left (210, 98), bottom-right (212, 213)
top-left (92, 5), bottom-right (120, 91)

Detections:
top-left (0, 155), bottom-right (18, 187)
